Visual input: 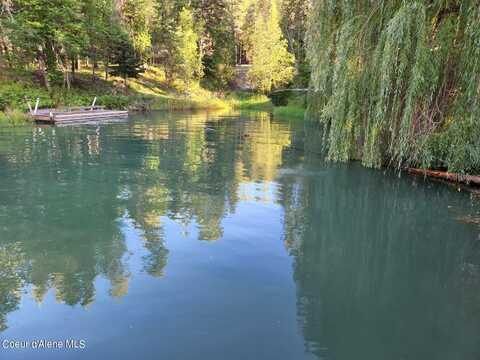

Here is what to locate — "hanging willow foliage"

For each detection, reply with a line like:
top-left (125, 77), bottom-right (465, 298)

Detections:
top-left (306, 0), bottom-right (480, 174)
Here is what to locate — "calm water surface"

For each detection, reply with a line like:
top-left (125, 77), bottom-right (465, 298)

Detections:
top-left (0, 111), bottom-right (480, 360)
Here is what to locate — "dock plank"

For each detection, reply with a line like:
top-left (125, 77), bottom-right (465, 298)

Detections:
top-left (32, 109), bottom-right (129, 125)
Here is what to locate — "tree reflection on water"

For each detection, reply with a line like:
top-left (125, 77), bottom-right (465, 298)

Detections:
top-left (0, 110), bottom-right (293, 331)
top-left (1, 111), bottom-right (480, 360)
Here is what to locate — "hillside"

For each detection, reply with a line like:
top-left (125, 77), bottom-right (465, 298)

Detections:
top-left (0, 65), bottom-right (236, 113)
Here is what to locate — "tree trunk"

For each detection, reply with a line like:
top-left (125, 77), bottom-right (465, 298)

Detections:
top-left (63, 67), bottom-right (70, 90)
top-left (45, 40), bottom-right (57, 75)
top-left (105, 58), bottom-right (109, 80)
top-left (37, 46), bottom-right (50, 90)
top-left (71, 57), bottom-right (76, 81)
top-left (91, 49), bottom-right (96, 82)
top-left (408, 168), bottom-right (480, 186)
top-left (0, 36), bottom-right (12, 68)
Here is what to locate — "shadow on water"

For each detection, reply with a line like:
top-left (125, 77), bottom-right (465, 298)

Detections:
top-left (278, 144), bottom-right (480, 359)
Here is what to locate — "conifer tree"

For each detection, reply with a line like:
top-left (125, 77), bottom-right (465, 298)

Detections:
top-left (119, 0), bottom-right (154, 61)
top-left (174, 7), bottom-right (203, 85)
top-left (248, 0), bottom-right (294, 93)
top-left (109, 29), bottom-right (145, 90)
top-left (193, 0), bottom-right (236, 88)
top-left (280, 0), bottom-right (309, 86)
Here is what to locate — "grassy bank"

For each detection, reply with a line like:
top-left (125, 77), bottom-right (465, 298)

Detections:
top-left (0, 66), bottom-right (229, 114)
top-left (273, 105), bottom-right (305, 119)
top-left (0, 65), bottom-right (307, 125)
top-left (272, 91), bottom-right (306, 119)
top-left (0, 109), bottom-right (30, 125)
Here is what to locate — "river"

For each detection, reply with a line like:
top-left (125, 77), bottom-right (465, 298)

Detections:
top-left (0, 110), bottom-right (479, 359)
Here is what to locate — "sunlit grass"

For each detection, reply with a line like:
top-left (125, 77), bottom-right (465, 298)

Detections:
top-left (273, 105), bottom-right (305, 119)
top-left (0, 109), bottom-right (31, 125)
top-left (0, 65), bottom-right (281, 117)
top-left (75, 65), bottom-right (233, 111)
top-left (225, 92), bottom-right (272, 110)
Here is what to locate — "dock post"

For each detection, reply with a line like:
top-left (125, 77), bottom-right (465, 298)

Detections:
top-left (90, 97), bottom-right (97, 110)
top-left (34, 98), bottom-right (40, 115)
top-left (26, 98), bottom-right (33, 114)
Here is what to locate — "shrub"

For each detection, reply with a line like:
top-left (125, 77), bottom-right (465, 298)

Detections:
top-left (0, 109), bottom-right (31, 125)
top-left (0, 83), bottom-right (52, 111)
top-left (0, 96), bottom-right (6, 111)
top-left (269, 91), bottom-right (289, 106)
top-left (97, 95), bottom-right (132, 109)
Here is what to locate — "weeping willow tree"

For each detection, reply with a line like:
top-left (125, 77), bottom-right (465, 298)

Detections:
top-left (306, 0), bottom-right (480, 174)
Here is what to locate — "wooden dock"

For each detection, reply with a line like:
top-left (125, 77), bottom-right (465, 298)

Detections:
top-left (28, 98), bottom-right (128, 125)
top-left (32, 107), bottom-right (128, 125)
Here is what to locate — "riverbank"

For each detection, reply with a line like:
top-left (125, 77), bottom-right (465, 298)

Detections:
top-left (0, 66), bottom-right (291, 124)
top-left (2, 68), bottom-right (478, 191)
top-left (272, 92), bottom-right (306, 119)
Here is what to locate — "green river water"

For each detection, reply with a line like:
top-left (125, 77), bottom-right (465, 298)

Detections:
top-left (0, 111), bottom-right (479, 359)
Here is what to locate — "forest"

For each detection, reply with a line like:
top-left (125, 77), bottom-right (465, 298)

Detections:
top-left (1, 0), bottom-right (480, 175)
top-left (0, 0), bottom-right (306, 100)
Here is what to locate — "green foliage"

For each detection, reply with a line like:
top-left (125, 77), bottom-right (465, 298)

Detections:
top-left (271, 90), bottom-right (306, 118)
top-left (4, 0), bottom-right (87, 86)
top-left (174, 7), bottom-right (203, 85)
top-left (0, 108), bottom-right (30, 125)
top-left (248, 0), bottom-right (295, 93)
top-left (306, 0), bottom-right (480, 174)
top-left (225, 91), bottom-right (272, 110)
top-left (109, 30), bottom-right (145, 83)
top-left (194, 0), bottom-right (236, 88)
top-left (270, 91), bottom-right (289, 106)
top-left (273, 105), bottom-right (304, 119)
top-left (82, 0), bottom-right (117, 72)
top-left (424, 119), bottom-right (480, 174)
top-left (1, 0), bottom-right (149, 87)
top-left (97, 95), bottom-right (132, 110)
top-left (280, 0), bottom-right (310, 87)
top-left (151, 0), bottom-right (186, 83)
top-left (120, 0), bottom-right (153, 60)
top-left (0, 65), bottom-right (263, 115)
top-left (2, 0), bottom-right (308, 94)
top-left (0, 83), bottom-right (52, 111)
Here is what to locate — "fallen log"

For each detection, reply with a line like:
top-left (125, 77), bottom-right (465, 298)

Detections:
top-left (407, 168), bottom-right (480, 186)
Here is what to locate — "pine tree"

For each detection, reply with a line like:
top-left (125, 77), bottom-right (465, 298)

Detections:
top-left (152, 0), bottom-right (187, 83)
top-left (248, 0), bottom-right (294, 93)
top-left (192, 0), bottom-right (236, 88)
top-left (280, 0), bottom-right (309, 86)
top-left (119, 0), bottom-right (154, 61)
top-left (174, 7), bottom-right (203, 86)
top-left (109, 29), bottom-right (145, 90)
